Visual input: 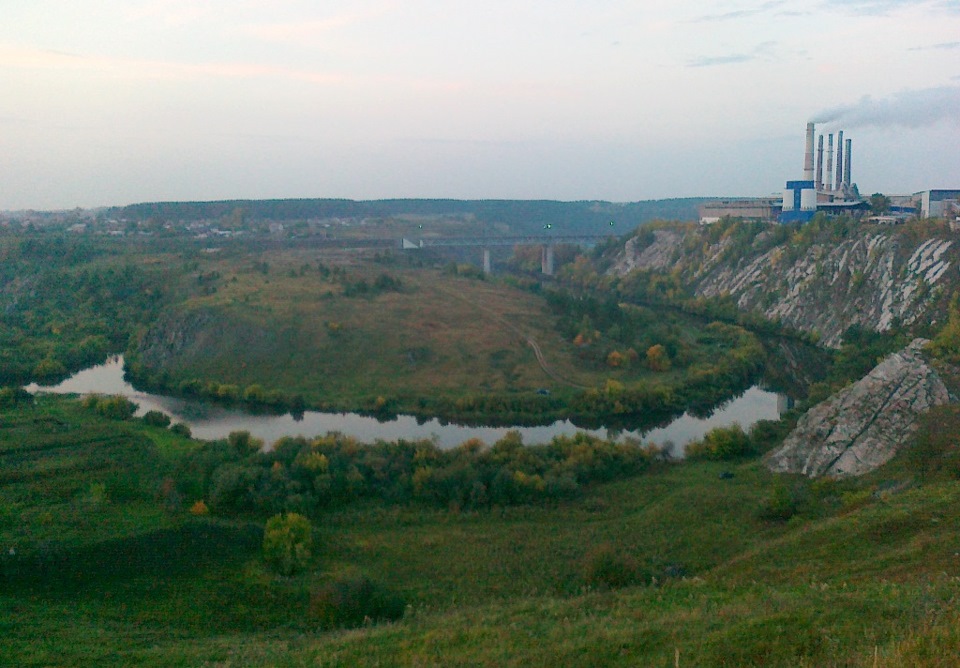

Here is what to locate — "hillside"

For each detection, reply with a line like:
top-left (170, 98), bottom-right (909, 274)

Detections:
top-left (126, 246), bottom-right (768, 426)
top-left (5, 393), bottom-right (960, 665)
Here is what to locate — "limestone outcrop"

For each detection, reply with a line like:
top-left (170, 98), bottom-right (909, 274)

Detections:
top-left (610, 224), bottom-right (959, 347)
top-left (766, 339), bottom-right (952, 477)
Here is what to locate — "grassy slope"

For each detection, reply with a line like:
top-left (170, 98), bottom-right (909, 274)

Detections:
top-left (135, 251), bottom-right (764, 420)
top-left (141, 249), bottom-right (721, 411)
top-left (5, 397), bottom-right (960, 666)
top-left (158, 251), bottom-right (588, 402)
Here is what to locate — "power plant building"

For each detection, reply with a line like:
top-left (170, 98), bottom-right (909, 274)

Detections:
top-left (699, 122), bottom-right (865, 224)
top-left (698, 198), bottom-right (780, 224)
top-left (917, 190), bottom-right (960, 219)
top-left (698, 123), bottom-right (956, 225)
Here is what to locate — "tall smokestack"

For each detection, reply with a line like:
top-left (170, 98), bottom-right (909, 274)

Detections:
top-left (835, 130), bottom-right (844, 191)
top-left (826, 133), bottom-right (834, 192)
top-left (803, 122), bottom-right (815, 181)
top-left (844, 138), bottom-right (852, 187)
top-left (815, 134), bottom-right (824, 191)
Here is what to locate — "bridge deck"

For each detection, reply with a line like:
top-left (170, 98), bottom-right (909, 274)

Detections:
top-left (404, 234), bottom-right (615, 248)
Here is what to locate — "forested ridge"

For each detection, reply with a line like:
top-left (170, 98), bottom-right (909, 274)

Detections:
top-left (107, 197), bottom-right (710, 234)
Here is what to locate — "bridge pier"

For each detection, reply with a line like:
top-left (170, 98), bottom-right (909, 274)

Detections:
top-left (482, 248), bottom-right (492, 274)
top-left (541, 244), bottom-right (554, 276)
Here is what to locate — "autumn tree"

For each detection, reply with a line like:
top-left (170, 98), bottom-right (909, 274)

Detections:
top-left (645, 344), bottom-right (671, 372)
top-left (263, 512), bottom-right (313, 576)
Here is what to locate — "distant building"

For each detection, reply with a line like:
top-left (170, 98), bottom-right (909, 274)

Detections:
top-left (916, 190), bottom-right (960, 219)
top-left (780, 180), bottom-right (818, 224)
top-left (698, 198), bottom-right (780, 224)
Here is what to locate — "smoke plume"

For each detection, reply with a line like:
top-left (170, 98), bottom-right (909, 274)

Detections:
top-left (812, 86), bottom-right (960, 128)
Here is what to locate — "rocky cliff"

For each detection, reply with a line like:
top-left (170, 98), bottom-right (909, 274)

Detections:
top-left (766, 339), bottom-right (952, 477)
top-left (611, 221), bottom-right (959, 347)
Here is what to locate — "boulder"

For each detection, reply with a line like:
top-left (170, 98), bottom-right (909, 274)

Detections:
top-left (766, 339), bottom-right (952, 477)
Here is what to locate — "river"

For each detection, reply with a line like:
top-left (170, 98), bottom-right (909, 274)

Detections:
top-left (27, 356), bottom-right (788, 454)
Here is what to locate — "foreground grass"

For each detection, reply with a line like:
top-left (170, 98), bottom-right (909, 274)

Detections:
top-left (4, 397), bottom-right (960, 666)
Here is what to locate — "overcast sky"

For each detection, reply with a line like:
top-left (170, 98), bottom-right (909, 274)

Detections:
top-left (1, 0), bottom-right (958, 210)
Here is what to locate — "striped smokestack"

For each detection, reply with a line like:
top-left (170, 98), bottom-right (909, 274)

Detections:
top-left (844, 138), bottom-right (852, 187)
top-left (826, 133), bottom-right (834, 191)
top-left (835, 130), bottom-right (844, 191)
top-left (803, 122), bottom-right (815, 181)
top-left (815, 134), bottom-right (824, 191)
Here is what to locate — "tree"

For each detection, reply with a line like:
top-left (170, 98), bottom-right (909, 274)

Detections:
top-left (869, 193), bottom-right (891, 215)
top-left (142, 410), bottom-right (171, 427)
top-left (263, 512), bottom-right (313, 576)
top-left (646, 344), bottom-right (671, 372)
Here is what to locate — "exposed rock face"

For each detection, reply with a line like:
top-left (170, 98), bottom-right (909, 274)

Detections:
top-left (610, 229), bottom-right (684, 274)
top-left (766, 339), bottom-right (952, 477)
top-left (611, 224), bottom-right (959, 347)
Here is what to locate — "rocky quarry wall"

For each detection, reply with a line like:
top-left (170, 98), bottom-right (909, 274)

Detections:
top-left (611, 224), bottom-right (958, 347)
top-left (611, 223), bottom-right (960, 476)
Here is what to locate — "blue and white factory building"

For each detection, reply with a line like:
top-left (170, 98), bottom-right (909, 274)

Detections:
top-left (779, 122), bottom-right (864, 223)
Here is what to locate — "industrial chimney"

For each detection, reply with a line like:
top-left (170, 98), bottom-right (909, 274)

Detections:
top-left (843, 138), bottom-right (852, 188)
top-left (826, 134), bottom-right (834, 192)
top-left (803, 122), bottom-right (815, 181)
top-left (835, 130), bottom-right (844, 191)
top-left (815, 134), bottom-right (824, 191)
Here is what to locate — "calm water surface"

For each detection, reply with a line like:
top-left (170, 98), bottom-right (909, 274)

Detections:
top-left (28, 357), bottom-right (786, 453)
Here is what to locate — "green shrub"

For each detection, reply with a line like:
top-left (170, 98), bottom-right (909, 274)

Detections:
top-left (262, 512), bottom-right (312, 576)
top-left (82, 394), bottom-right (138, 420)
top-left (685, 424), bottom-right (753, 461)
top-left (0, 386), bottom-right (32, 408)
top-left (583, 542), bottom-right (641, 589)
top-left (169, 422), bottom-right (192, 438)
top-left (758, 477), bottom-right (806, 522)
top-left (229, 430), bottom-right (264, 454)
top-left (309, 576), bottom-right (406, 628)
top-left (142, 410), bottom-right (171, 428)
top-left (33, 356), bottom-right (67, 380)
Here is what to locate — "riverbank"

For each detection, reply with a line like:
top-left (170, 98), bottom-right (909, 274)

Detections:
top-left (29, 356), bottom-right (786, 451)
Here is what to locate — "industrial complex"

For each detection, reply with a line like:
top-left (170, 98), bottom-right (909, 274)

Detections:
top-left (699, 123), bottom-right (959, 225)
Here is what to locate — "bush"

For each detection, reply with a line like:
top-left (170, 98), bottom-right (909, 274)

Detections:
top-left (33, 356), bottom-right (67, 380)
top-left (583, 543), bottom-right (641, 589)
top-left (83, 394), bottom-right (138, 420)
top-left (263, 512), bottom-right (312, 576)
top-left (685, 424), bottom-right (754, 461)
top-left (309, 576), bottom-right (406, 628)
top-left (0, 386), bottom-right (32, 408)
top-left (189, 500), bottom-right (209, 515)
top-left (142, 410), bottom-right (171, 427)
top-left (758, 477), bottom-right (806, 522)
top-left (170, 422), bottom-right (192, 438)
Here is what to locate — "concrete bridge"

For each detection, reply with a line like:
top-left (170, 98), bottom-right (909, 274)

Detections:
top-left (400, 234), bottom-right (615, 275)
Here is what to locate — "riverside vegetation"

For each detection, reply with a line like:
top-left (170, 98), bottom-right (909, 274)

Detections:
top-left (4, 217), bottom-right (960, 665)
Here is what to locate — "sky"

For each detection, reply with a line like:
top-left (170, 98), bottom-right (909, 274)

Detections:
top-left (1, 0), bottom-right (958, 210)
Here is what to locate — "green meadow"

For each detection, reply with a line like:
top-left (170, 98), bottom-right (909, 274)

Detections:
top-left (4, 393), bottom-right (960, 666)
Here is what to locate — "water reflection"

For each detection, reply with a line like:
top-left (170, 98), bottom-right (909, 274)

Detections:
top-left (28, 357), bottom-right (787, 452)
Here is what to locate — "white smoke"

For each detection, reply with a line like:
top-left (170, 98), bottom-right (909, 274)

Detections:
top-left (812, 86), bottom-right (960, 128)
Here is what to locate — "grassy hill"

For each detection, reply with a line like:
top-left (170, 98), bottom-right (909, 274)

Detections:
top-left (127, 247), bottom-right (766, 425)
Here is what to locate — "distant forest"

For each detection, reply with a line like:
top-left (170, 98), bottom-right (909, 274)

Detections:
top-left (106, 198), bottom-right (710, 234)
